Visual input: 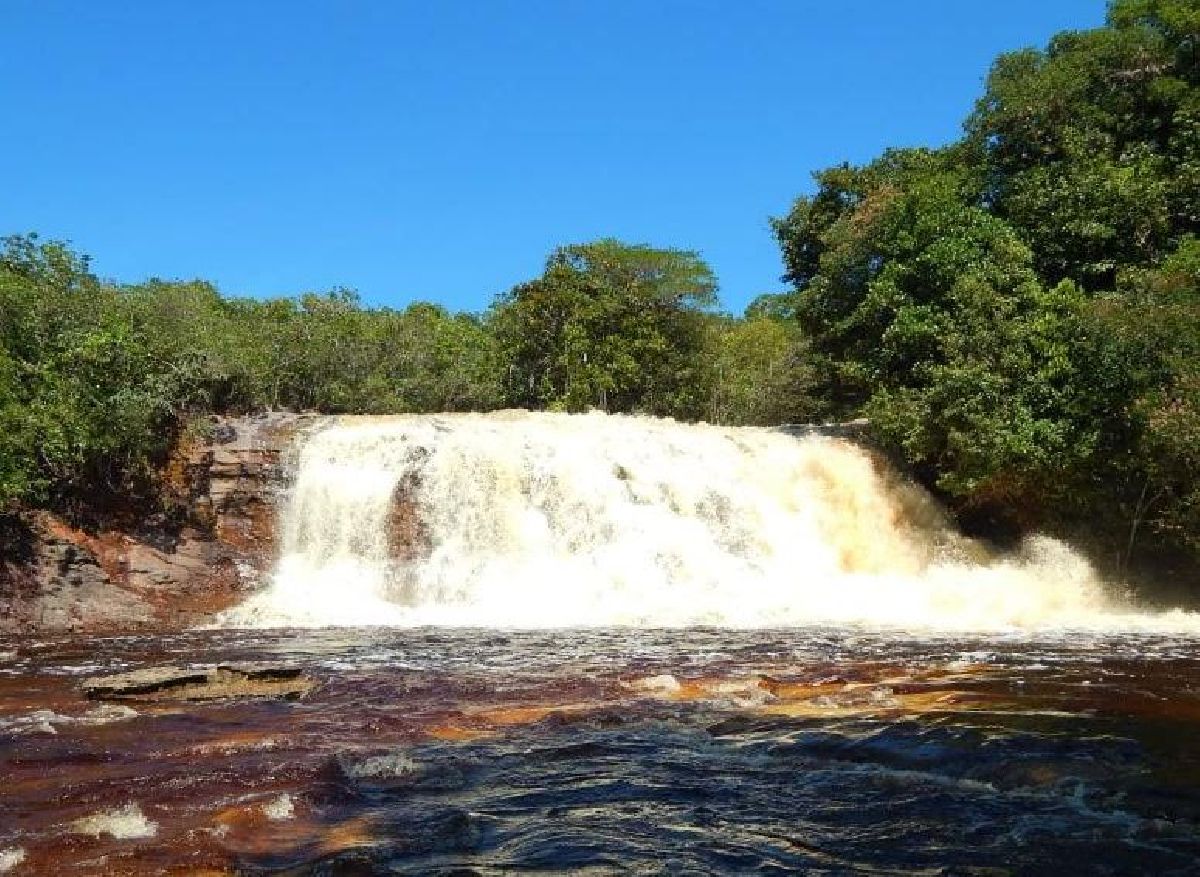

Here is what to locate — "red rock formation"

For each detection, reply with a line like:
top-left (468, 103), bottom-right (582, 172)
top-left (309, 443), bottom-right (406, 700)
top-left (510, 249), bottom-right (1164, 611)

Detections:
top-left (0, 413), bottom-right (322, 635)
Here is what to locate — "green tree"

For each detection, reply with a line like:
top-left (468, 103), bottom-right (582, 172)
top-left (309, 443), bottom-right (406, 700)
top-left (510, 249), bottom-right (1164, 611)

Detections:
top-left (774, 169), bottom-right (1144, 526)
top-left (0, 235), bottom-right (187, 512)
top-left (768, 1), bottom-right (1200, 571)
top-left (0, 234), bottom-right (507, 517)
top-left (966, 0), bottom-right (1200, 288)
top-left (706, 308), bottom-right (822, 426)
top-left (491, 239), bottom-right (718, 417)
top-left (1096, 236), bottom-right (1200, 565)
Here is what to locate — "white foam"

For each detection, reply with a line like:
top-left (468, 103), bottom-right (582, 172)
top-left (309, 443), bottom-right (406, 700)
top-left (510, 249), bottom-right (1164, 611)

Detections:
top-left (218, 412), bottom-right (1200, 633)
top-left (1, 705), bottom-right (137, 737)
top-left (262, 793), bottom-right (294, 821)
top-left (71, 803), bottom-right (157, 840)
top-left (344, 753), bottom-right (420, 779)
top-left (626, 674), bottom-right (682, 695)
top-left (0, 848), bottom-right (25, 873)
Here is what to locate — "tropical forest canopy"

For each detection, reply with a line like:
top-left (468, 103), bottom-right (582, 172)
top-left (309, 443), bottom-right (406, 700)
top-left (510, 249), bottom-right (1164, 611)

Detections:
top-left (1, 0), bottom-right (1197, 582)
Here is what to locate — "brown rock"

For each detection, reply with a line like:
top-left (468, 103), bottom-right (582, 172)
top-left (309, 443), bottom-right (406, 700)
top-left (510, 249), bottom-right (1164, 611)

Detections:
top-left (0, 412), bottom-right (327, 635)
top-left (388, 471), bottom-right (431, 563)
top-left (81, 662), bottom-right (315, 702)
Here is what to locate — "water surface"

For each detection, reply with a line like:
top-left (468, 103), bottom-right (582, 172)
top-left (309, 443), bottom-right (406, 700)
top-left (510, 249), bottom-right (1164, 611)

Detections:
top-left (3, 626), bottom-right (1200, 874)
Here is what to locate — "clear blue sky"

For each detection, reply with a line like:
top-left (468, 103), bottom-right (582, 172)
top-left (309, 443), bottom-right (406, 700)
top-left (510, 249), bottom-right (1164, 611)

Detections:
top-left (1, 1), bottom-right (1105, 315)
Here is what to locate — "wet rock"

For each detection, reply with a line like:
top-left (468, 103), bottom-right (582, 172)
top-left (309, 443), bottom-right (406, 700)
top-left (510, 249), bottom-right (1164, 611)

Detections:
top-left (777, 417), bottom-right (871, 441)
top-left (81, 662), bottom-right (315, 702)
top-left (210, 420), bottom-right (238, 444)
top-left (0, 413), bottom-right (325, 635)
top-left (388, 470), bottom-right (432, 563)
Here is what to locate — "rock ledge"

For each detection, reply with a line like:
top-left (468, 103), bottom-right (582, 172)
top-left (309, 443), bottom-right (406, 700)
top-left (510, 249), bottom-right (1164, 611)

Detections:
top-left (81, 662), bottom-right (315, 702)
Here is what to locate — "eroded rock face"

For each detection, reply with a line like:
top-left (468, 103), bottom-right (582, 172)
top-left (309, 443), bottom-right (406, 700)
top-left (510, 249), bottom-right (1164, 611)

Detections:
top-left (0, 412), bottom-right (323, 635)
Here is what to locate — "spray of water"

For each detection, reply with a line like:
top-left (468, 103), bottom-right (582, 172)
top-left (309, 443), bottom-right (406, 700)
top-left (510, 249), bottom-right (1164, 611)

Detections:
top-left (218, 412), bottom-right (1198, 631)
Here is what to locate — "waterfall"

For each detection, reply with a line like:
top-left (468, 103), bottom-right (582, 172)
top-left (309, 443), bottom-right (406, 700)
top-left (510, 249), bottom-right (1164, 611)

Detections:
top-left (218, 411), bottom-right (1193, 630)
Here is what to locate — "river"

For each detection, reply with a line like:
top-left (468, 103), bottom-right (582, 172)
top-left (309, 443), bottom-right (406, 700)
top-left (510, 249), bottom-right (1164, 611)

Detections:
top-left (3, 626), bottom-right (1200, 874)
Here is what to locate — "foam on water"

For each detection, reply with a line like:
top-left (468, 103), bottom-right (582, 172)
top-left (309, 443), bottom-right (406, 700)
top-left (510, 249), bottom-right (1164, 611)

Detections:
top-left (70, 803), bottom-right (157, 840)
top-left (219, 412), bottom-right (1200, 632)
top-left (343, 753), bottom-right (421, 779)
top-left (0, 849), bottom-right (24, 873)
top-left (262, 793), bottom-right (295, 821)
top-left (0, 704), bottom-right (138, 737)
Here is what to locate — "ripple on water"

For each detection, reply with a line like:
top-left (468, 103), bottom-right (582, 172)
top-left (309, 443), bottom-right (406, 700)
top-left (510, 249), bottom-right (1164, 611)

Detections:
top-left (1, 626), bottom-right (1199, 874)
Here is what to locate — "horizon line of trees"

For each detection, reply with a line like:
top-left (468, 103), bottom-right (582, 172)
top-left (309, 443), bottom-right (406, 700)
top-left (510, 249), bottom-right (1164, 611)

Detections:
top-left (1, 0), bottom-right (1197, 588)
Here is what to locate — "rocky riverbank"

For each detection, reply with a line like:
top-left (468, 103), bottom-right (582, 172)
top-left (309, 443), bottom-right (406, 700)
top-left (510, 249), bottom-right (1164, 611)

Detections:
top-left (0, 413), bottom-right (321, 635)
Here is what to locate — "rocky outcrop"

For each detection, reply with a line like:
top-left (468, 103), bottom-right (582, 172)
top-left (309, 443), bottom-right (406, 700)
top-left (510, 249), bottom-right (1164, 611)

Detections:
top-left (81, 662), bottom-right (315, 702)
top-left (388, 470), bottom-right (432, 563)
top-left (0, 412), bottom-right (323, 635)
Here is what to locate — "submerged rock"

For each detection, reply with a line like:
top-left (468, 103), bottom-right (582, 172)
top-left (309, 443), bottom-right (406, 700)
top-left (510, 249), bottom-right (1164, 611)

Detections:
top-left (81, 662), bottom-right (315, 702)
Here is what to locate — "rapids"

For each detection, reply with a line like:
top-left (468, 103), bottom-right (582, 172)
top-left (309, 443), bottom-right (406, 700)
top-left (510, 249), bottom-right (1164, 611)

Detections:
top-left (220, 411), bottom-right (1196, 631)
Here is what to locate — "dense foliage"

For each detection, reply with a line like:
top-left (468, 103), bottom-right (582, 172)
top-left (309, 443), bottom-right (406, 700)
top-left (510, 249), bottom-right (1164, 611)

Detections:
top-left (490, 239), bottom-right (719, 418)
top-left (2, 0), bottom-right (1197, 583)
top-left (771, 0), bottom-right (1199, 570)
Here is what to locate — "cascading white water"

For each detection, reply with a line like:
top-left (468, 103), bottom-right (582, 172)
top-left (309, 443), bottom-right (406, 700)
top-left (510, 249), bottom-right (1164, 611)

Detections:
top-left (219, 411), bottom-right (1199, 631)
